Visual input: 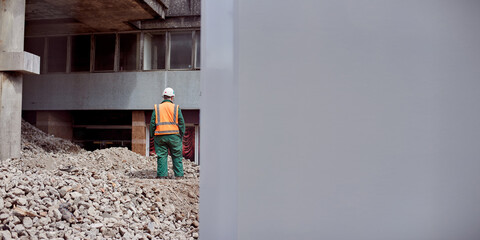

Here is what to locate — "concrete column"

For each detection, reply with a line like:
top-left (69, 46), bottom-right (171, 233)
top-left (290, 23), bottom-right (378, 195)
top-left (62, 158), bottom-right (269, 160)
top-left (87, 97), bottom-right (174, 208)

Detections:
top-left (132, 111), bottom-right (147, 156)
top-left (36, 111), bottom-right (73, 140)
top-left (0, 0), bottom-right (26, 161)
top-left (0, 0), bottom-right (25, 52)
top-left (0, 72), bottom-right (23, 160)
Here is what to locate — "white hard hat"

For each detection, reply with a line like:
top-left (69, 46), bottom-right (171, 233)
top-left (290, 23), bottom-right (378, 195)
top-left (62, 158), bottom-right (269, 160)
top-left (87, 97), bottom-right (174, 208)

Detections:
top-left (163, 87), bottom-right (175, 97)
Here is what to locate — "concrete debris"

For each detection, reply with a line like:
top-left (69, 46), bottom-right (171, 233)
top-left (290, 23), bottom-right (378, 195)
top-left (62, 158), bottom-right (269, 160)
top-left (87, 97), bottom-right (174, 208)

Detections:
top-left (0, 120), bottom-right (200, 239)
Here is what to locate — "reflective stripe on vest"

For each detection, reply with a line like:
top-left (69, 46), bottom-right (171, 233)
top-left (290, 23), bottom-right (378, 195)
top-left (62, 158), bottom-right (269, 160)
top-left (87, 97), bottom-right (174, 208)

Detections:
top-left (154, 102), bottom-right (180, 135)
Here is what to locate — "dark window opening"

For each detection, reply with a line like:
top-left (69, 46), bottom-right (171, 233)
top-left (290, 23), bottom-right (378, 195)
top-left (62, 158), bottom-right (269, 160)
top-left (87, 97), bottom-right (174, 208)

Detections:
top-left (72, 110), bottom-right (132, 151)
top-left (152, 34), bottom-right (166, 70)
top-left (170, 32), bottom-right (193, 69)
top-left (94, 34), bottom-right (116, 71)
top-left (47, 37), bottom-right (67, 73)
top-left (71, 35), bottom-right (91, 72)
top-left (119, 34), bottom-right (138, 71)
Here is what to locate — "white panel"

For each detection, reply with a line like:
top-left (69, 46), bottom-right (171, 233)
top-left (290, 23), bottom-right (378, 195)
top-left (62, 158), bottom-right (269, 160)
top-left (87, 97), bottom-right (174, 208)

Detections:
top-left (201, 0), bottom-right (480, 240)
top-left (199, 0), bottom-right (237, 239)
top-left (237, 1), bottom-right (480, 240)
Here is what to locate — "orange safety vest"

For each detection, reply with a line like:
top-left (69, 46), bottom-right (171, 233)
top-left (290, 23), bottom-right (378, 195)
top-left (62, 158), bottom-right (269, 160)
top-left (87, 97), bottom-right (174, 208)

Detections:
top-left (154, 102), bottom-right (180, 135)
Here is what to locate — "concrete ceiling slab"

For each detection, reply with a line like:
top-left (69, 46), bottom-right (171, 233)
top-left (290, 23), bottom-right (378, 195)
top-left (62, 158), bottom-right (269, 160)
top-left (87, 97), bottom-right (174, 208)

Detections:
top-left (26, 0), bottom-right (166, 35)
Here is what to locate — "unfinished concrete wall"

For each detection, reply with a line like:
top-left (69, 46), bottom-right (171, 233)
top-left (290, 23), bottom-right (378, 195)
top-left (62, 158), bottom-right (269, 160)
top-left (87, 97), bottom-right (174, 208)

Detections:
top-left (22, 71), bottom-right (200, 110)
top-left (36, 111), bottom-right (73, 140)
top-left (165, 0), bottom-right (200, 16)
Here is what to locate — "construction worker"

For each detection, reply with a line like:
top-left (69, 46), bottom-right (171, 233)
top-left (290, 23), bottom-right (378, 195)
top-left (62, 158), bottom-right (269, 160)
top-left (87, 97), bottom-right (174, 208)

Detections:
top-left (150, 87), bottom-right (185, 179)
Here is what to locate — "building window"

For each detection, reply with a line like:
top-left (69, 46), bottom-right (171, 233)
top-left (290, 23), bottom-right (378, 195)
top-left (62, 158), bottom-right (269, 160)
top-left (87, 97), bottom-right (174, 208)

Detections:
top-left (47, 37), bottom-right (67, 73)
top-left (170, 32), bottom-right (193, 69)
top-left (152, 34), bottom-right (167, 70)
top-left (71, 35), bottom-right (91, 72)
top-left (119, 33), bottom-right (138, 71)
top-left (94, 34), bottom-right (116, 71)
top-left (195, 31), bottom-right (201, 69)
top-left (25, 37), bottom-right (45, 74)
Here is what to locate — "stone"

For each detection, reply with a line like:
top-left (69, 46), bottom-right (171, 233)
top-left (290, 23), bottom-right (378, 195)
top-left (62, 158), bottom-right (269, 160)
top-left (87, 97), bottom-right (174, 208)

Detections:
top-left (11, 216), bottom-right (20, 224)
top-left (16, 198), bottom-right (27, 206)
top-left (38, 217), bottom-right (50, 225)
top-left (91, 223), bottom-right (103, 229)
top-left (6, 121), bottom-right (201, 239)
top-left (101, 227), bottom-right (116, 237)
top-left (14, 224), bottom-right (25, 233)
top-left (22, 217), bottom-right (33, 229)
top-left (58, 186), bottom-right (72, 198)
top-left (46, 231), bottom-right (56, 238)
top-left (192, 220), bottom-right (199, 228)
top-left (59, 206), bottom-right (75, 223)
top-left (0, 198), bottom-right (4, 209)
top-left (53, 209), bottom-right (62, 221)
top-left (192, 232), bottom-right (199, 239)
top-left (146, 222), bottom-right (155, 233)
top-left (37, 191), bottom-right (47, 198)
top-left (10, 188), bottom-right (24, 196)
top-left (70, 192), bottom-right (82, 199)
top-left (87, 207), bottom-right (97, 217)
top-left (122, 232), bottom-right (134, 239)
top-left (107, 173), bottom-right (114, 180)
top-left (0, 231), bottom-right (12, 240)
top-left (37, 232), bottom-right (47, 239)
top-left (164, 204), bottom-right (175, 216)
top-left (56, 222), bottom-right (66, 230)
top-left (119, 227), bottom-right (128, 236)
top-left (0, 213), bottom-right (9, 220)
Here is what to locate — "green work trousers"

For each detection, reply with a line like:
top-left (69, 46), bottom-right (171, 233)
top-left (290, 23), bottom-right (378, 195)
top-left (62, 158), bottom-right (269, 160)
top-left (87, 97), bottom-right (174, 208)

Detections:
top-left (154, 134), bottom-right (184, 177)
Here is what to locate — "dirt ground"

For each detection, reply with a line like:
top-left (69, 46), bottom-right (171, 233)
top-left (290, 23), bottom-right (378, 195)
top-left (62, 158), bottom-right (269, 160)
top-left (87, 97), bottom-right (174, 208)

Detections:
top-left (0, 120), bottom-right (199, 240)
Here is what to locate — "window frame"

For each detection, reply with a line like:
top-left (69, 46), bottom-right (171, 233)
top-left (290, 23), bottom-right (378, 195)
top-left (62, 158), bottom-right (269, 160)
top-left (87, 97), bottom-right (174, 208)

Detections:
top-left (168, 31), bottom-right (195, 70)
top-left (22, 28), bottom-right (201, 74)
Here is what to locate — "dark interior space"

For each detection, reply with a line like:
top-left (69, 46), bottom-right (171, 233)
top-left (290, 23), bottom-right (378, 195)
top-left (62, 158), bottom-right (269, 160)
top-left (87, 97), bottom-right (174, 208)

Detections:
top-left (72, 110), bottom-right (132, 151)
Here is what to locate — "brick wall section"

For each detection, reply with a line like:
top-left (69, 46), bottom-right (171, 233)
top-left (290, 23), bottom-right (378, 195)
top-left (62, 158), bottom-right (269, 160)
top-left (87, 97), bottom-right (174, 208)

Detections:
top-left (131, 110), bottom-right (146, 156)
top-left (36, 111), bottom-right (73, 140)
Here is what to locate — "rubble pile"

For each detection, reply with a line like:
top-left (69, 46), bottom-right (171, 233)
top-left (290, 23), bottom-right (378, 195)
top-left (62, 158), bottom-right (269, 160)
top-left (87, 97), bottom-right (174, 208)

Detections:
top-left (0, 120), bottom-right (199, 240)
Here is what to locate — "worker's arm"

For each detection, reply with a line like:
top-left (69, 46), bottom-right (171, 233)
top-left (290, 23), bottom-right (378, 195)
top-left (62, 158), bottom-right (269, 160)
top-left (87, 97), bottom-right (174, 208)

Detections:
top-left (149, 110), bottom-right (156, 138)
top-left (178, 108), bottom-right (185, 138)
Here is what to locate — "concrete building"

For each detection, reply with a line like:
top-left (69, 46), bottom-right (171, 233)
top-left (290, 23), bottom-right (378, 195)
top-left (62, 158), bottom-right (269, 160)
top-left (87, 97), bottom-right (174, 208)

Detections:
top-left (12, 0), bottom-right (200, 162)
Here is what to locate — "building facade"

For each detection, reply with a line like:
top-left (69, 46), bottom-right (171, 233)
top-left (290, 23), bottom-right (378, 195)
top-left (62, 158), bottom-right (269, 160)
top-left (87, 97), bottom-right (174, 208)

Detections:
top-left (21, 0), bottom-right (201, 162)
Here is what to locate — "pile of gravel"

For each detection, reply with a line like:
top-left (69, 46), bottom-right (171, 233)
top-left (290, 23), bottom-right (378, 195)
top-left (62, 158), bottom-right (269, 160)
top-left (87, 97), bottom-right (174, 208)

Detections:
top-left (0, 120), bottom-right (199, 240)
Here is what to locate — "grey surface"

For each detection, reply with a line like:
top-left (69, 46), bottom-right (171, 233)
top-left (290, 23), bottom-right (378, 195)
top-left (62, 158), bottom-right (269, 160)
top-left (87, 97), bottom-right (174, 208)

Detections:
top-left (199, 0), bottom-right (237, 239)
top-left (0, 73), bottom-right (23, 161)
top-left (0, 52), bottom-right (40, 74)
top-left (200, 0), bottom-right (480, 239)
top-left (0, 0), bottom-right (25, 52)
top-left (22, 71), bottom-right (200, 110)
top-left (165, 0), bottom-right (201, 16)
top-left (0, 0), bottom-right (25, 161)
